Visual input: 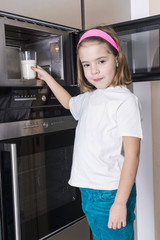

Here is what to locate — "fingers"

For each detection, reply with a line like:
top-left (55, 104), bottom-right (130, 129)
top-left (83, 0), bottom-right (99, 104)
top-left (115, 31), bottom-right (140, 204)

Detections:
top-left (108, 219), bottom-right (126, 230)
top-left (31, 65), bottom-right (41, 71)
top-left (122, 220), bottom-right (126, 228)
top-left (36, 65), bottom-right (43, 70)
top-left (31, 65), bottom-right (45, 76)
top-left (117, 220), bottom-right (126, 229)
top-left (108, 220), bottom-right (112, 229)
top-left (30, 65), bottom-right (51, 82)
top-left (108, 202), bottom-right (127, 230)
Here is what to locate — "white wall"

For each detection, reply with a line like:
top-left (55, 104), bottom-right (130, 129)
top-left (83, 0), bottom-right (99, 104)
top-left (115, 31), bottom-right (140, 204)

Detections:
top-left (131, 0), bottom-right (149, 19)
top-left (149, 2), bottom-right (160, 240)
top-left (130, 1), bottom-right (155, 240)
top-left (133, 82), bottom-right (155, 240)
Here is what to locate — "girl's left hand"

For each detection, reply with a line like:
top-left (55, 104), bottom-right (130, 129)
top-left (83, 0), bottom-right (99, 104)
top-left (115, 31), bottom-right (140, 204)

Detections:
top-left (108, 202), bottom-right (127, 229)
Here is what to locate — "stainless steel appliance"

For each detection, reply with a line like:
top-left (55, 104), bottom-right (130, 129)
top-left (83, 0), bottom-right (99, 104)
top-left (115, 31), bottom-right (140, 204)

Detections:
top-left (0, 11), bottom-right (91, 240)
top-left (0, 87), bottom-right (90, 240)
top-left (1, 11), bottom-right (160, 88)
top-left (112, 14), bottom-right (160, 82)
top-left (0, 11), bottom-right (79, 87)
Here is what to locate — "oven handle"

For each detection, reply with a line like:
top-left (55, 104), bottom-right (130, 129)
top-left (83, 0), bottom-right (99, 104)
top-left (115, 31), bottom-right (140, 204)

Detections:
top-left (2, 143), bottom-right (21, 240)
top-left (10, 143), bottom-right (21, 240)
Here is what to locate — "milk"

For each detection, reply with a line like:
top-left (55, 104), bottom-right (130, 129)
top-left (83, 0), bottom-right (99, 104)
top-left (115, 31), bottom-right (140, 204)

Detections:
top-left (21, 60), bottom-right (36, 79)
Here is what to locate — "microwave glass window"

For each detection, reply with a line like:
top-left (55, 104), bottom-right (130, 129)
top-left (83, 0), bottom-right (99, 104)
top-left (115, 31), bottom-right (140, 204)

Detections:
top-left (119, 29), bottom-right (160, 74)
top-left (4, 25), bottom-right (64, 81)
top-left (6, 46), bottom-right (21, 79)
top-left (50, 39), bottom-right (64, 80)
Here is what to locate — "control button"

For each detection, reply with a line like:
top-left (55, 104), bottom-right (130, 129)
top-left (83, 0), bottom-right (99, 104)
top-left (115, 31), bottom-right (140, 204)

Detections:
top-left (41, 95), bottom-right (47, 102)
top-left (43, 122), bottom-right (49, 128)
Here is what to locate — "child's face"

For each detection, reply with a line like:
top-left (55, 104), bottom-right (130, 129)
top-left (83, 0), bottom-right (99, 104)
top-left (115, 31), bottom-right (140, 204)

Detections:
top-left (79, 41), bottom-right (118, 89)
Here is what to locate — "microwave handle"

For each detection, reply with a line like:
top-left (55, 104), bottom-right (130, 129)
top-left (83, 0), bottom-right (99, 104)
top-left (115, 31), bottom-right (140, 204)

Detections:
top-left (2, 143), bottom-right (21, 240)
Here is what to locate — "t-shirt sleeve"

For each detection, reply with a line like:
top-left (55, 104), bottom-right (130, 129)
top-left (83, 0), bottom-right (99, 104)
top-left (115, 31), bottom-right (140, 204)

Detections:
top-left (117, 95), bottom-right (143, 138)
top-left (69, 93), bottom-right (87, 121)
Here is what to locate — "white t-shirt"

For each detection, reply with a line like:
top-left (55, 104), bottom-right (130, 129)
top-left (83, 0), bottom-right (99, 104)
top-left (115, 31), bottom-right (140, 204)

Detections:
top-left (68, 86), bottom-right (143, 190)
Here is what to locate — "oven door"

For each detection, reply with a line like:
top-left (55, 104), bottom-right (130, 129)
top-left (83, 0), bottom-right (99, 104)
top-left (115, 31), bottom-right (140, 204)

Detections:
top-left (0, 129), bottom-right (84, 240)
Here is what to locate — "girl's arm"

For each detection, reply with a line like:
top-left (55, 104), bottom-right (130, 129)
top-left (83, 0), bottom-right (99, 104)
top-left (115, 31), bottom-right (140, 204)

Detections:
top-left (108, 136), bottom-right (141, 229)
top-left (32, 66), bottom-right (72, 109)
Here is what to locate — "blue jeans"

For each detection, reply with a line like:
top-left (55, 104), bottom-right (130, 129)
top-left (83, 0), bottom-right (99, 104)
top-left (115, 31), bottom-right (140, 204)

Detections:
top-left (80, 184), bottom-right (136, 240)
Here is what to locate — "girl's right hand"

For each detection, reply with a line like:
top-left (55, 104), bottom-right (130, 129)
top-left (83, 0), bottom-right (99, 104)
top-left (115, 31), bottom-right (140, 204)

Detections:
top-left (32, 65), bottom-right (71, 110)
top-left (31, 65), bottom-right (52, 82)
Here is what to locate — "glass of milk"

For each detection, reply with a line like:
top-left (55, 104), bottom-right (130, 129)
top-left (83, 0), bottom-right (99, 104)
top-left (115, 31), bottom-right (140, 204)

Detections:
top-left (20, 50), bottom-right (37, 79)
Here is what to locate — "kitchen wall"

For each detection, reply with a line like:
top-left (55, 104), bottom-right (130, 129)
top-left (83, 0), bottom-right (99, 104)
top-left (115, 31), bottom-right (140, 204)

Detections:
top-left (151, 82), bottom-right (160, 240)
top-left (149, 1), bottom-right (160, 240)
top-left (130, 1), bottom-right (156, 240)
top-left (131, 1), bottom-right (160, 240)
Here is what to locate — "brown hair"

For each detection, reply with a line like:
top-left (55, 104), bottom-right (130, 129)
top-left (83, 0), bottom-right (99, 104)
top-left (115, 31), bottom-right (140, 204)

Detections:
top-left (77, 26), bottom-right (131, 92)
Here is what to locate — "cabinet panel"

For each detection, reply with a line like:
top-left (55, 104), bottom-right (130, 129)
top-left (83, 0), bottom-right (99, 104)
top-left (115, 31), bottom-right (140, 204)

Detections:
top-left (0, 0), bottom-right (81, 29)
top-left (84, 0), bottom-right (131, 28)
top-left (149, 0), bottom-right (160, 16)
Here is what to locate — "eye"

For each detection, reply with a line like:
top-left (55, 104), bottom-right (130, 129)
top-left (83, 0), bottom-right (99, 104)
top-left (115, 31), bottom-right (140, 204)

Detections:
top-left (99, 59), bottom-right (106, 64)
top-left (82, 63), bottom-right (90, 68)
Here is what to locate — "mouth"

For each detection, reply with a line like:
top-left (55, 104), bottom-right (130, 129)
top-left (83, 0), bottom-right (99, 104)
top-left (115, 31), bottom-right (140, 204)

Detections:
top-left (93, 78), bottom-right (103, 82)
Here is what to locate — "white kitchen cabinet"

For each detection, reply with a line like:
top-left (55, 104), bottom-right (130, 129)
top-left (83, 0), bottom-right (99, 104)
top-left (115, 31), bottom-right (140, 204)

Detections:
top-left (84, 0), bottom-right (131, 29)
top-left (0, 0), bottom-right (82, 29)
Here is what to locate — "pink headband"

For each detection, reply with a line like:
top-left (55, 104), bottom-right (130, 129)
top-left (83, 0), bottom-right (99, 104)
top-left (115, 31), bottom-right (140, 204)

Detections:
top-left (77, 29), bottom-right (119, 52)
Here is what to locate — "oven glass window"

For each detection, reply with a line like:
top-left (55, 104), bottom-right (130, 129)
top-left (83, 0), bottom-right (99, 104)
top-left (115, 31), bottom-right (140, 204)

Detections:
top-left (2, 129), bottom-right (84, 240)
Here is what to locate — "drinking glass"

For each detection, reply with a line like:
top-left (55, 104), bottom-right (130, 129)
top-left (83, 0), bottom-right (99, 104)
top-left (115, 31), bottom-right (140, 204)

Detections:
top-left (20, 50), bottom-right (37, 79)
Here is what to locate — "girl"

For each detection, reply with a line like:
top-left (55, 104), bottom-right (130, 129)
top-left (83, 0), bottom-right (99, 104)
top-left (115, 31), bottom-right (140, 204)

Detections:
top-left (32, 26), bottom-right (142, 240)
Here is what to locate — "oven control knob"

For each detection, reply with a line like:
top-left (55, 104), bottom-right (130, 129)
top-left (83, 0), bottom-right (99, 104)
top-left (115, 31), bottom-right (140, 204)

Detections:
top-left (43, 122), bottom-right (49, 128)
top-left (41, 95), bottom-right (47, 102)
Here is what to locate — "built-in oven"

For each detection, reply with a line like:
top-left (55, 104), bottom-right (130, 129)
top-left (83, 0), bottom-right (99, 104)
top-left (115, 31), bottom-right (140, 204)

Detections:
top-left (0, 87), bottom-right (90, 240)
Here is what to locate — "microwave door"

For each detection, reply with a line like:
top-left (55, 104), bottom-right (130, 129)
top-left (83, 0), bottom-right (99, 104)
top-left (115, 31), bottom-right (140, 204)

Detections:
top-left (109, 16), bottom-right (160, 82)
top-left (68, 30), bottom-right (81, 86)
top-left (0, 11), bottom-right (80, 88)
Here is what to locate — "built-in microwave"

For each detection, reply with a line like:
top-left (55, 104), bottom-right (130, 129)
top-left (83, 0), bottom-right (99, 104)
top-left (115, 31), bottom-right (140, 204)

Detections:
top-left (0, 11), bottom-right (79, 88)
top-left (111, 14), bottom-right (160, 82)
top-left (1, 11), bottom-right (160, 88)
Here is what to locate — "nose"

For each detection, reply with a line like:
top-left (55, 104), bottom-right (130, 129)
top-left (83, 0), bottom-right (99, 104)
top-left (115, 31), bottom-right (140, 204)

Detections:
top-left (91, 64), bottom-right (100, 75)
